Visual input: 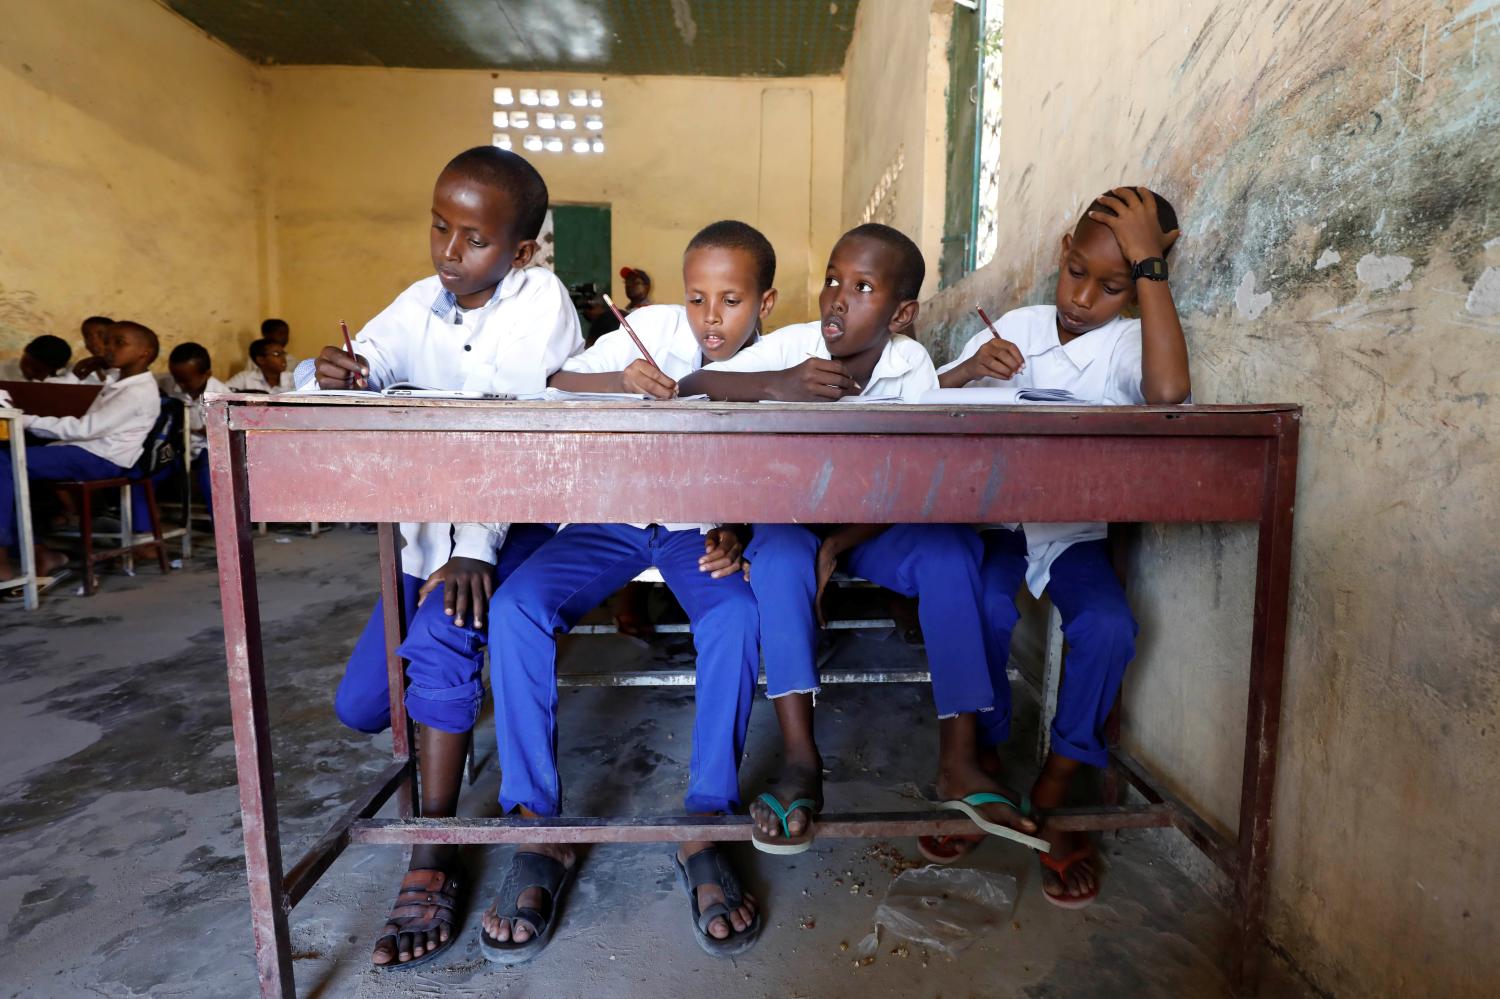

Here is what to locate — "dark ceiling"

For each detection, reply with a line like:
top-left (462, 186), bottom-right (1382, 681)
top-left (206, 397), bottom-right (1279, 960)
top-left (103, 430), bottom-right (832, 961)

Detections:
top-left (163, 0), bottom-right (861, 76)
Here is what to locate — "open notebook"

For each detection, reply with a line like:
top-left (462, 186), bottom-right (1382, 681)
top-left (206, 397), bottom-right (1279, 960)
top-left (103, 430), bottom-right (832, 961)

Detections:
top-left (917, 386), bottom-right (1089, 405)
top-left (316, 382), bottom-right (515, 400)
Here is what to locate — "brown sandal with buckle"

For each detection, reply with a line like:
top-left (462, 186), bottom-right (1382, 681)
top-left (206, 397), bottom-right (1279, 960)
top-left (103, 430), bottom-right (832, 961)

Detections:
top-left (372, 866), bottom-right (467, 971)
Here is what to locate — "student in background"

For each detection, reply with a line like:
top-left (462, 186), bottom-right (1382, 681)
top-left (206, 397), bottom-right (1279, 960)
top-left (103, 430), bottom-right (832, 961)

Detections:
top-left (227, 339), bottom-right (293, 394)
top-left (0, 321), bottom-right (160, 583)
top-left (620, 265), bottom-right (653, 311)
top-left (257, 318), bottom-right (298, 370)
top-left (481, 221), bottom-right (779, 962)
top-left (681, 224), bottom-right (1041, 859)
top-left (72, 315), bottom-right (114, 382)
top-left (164, 342), bottom-right (228, 512)
top-left (3, 335), bottom-right (77, 382)
top-left (928, 187), bottom-right (1188, 906)
top-left (310, 145), bottom-right (581, 971)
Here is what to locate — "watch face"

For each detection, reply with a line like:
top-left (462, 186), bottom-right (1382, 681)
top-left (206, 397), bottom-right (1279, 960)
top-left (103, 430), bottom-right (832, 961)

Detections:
top-left (1136, 258), bottom-right (1168, 280)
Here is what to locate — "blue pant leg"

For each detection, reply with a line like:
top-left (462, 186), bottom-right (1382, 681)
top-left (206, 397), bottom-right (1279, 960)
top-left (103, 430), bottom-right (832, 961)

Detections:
top-left (129, 466), bottom-right (173, 526)
top-left (193, 455), bottom-right (213, 523)
top-left (654, 528), bottom-right (759, 814)
top-left (2, 446), bottom-right (123, 548)
top-left (333, 573), bottom-right (422, 733)
top-left (742, 524), bottom-right (821, 699)
top-left (489, 524), bottom-right (650, 816)
top-left (397, 525), bottom-right (560, 735)
top-left (845, 524), bottom-right (993, 719)
top-left (978, 529), bottom-right (1029, 747)
top-left (1045, 539), bottom-right (1137, 767)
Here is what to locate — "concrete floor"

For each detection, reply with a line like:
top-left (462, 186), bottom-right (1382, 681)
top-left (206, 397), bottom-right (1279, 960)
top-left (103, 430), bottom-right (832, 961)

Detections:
top-left (0, 528), bottom-right (1315, 998)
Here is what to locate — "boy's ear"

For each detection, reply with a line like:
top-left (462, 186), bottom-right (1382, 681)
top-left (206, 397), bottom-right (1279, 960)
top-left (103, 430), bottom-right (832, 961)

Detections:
top-left (1059, 231), bottom-right (1073, 265)
top-left (511, 239), bottom-right (539, 269)
top-left (757, 287), bottom-right (779, 322)
top-left (888, 298), bottom-right (920, 334)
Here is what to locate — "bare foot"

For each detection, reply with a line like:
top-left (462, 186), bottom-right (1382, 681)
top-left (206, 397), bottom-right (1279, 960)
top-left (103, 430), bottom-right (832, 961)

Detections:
top-left (678, 839), bottom-right (757, 939)
top-left (370, 856), bottom-right (463, 967)
top-left (481, 843), bottom-right (576, 944)
top-left (1032, 770), bottom-right (1098, 901)
top-left (749, 758), bottom-right (822, 844)
top-left (934, 759), bottom-right (1039, 836)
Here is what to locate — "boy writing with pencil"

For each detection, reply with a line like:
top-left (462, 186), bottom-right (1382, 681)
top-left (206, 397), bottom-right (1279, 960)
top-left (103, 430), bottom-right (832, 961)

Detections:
top-left (479, 220), bottom-right (778, 963)
top-left (680, 224), bottom-right (1044, 858)
top-left (928, 186), bottom-right (1188, 906)
top-left (310, 146), bottom-right (581, 970)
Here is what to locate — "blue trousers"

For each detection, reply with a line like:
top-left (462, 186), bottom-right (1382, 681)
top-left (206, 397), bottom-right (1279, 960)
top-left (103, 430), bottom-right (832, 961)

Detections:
top-left (395, 523), bottom-right (557, 734)
top-left (331, 524), bottom-right (555, 734)
top-left (979, 529), bottom-right (1137, 767)
top-left (489, 524), bottom-right (759, 816)
top-left (0, 445), bottom-right (122, 548)
top-left (743, 523), bottom-right (994, 719)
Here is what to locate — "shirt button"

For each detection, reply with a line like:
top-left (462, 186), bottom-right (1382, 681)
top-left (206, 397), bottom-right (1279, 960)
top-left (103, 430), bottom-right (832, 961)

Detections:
top-left (464, 344), bottom-right (472, 351)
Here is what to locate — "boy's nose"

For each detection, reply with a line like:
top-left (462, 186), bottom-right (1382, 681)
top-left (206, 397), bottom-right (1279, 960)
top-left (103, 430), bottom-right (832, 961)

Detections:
top-left (443, 233), bottom-right (462, 260)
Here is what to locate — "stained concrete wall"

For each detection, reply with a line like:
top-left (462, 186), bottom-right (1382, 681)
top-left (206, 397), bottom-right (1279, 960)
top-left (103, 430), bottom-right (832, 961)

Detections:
top-left (0, 0), bottom-right (267, 379)
top-left (265, 68), bottom-right (845, 360)
top-left (840, 0), bottom-right (951, 300)
top-left (914, 2), bottom-right (1500, 995)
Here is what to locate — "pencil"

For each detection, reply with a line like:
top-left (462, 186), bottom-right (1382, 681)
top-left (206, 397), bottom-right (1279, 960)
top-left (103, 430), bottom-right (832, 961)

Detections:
top-left (602, 293), bottom-right (660, 369)
top-left (340, 320), bottom-right (366, 388)
top-left (976, 306), bottom-right (1003, 339)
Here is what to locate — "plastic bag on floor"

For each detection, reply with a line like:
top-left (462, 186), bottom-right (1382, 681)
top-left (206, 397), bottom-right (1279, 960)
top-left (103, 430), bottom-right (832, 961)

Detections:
top-left (856, 865), bottom-right (1018, 960)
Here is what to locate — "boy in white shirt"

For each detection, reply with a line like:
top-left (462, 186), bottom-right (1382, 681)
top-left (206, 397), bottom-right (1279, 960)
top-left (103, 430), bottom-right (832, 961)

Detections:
top-left (930, 187), bottom-right (1189, 906)
top-left (226, 339), bottom-right (293, 394)
top-left (256, 318), bottom-right (298, 372)
top-left (682, 225), bottom-right (1042, 859)
top-left (2, 335), bottom-right (77, 383)
top-left (310, 146), bottom-right (582, 971)
top-left (71, 316), bottom-right (114, 383)
top-left (480, 221), bottom-right (776, 963)
top-left (0, 321), bottom-right (161, 583)
top-left (163, 342), bottom-right (228, 513)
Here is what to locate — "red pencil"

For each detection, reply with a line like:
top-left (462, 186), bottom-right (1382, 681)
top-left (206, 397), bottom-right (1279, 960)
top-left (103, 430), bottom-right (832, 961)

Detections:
top-left (340, 320), bottom-right (366, 388)
top-left (976, 306), bottom-right (1003, 339)
top-left (602, 293), bottom-right (660, 369)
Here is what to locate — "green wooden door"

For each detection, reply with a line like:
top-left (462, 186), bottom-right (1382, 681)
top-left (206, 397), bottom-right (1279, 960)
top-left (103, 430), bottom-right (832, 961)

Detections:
top-left (551, 203), bottom-right (612, 295)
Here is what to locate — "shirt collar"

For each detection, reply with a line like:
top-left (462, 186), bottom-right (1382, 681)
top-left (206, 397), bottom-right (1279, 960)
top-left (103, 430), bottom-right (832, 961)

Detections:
top-left (1047, 309), bottom-right (1124, 372)
top-left (864, 335), bottom-right (919, 390)
top-left (429, 266), bottom-right (528, 319)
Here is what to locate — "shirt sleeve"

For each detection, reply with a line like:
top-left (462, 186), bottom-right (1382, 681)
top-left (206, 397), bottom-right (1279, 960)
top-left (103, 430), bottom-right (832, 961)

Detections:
top-left (26, 381), bottom-right (156, 442)
top-left (936, 331), bottom-right (987, 377)
top-left (1103, 328), bottom-right (1148, 405)
top-left (701, 327), bottom-right (800, 373)
top-left (561, 327), bottom-right (636, 373)
top-left (898, 344), bottom-right (941, 402)
top-left (450, 522), bottom-right (511, 563)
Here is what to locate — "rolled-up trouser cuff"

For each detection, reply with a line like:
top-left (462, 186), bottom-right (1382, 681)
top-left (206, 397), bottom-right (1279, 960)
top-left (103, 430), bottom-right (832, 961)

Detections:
top-left (405, 678), bottom-right (484, 734)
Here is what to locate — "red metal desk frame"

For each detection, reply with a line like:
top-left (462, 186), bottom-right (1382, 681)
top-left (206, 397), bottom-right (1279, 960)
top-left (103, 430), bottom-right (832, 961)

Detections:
top-left (205, 396), bottom-right (1299, 998)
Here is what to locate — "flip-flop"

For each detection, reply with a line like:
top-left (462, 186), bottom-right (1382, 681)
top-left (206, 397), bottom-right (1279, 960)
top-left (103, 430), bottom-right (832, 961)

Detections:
top-left (674, 846), bottom-right (762, 958)
top-left (479, 851), bottom-right (576, 966)
top-left (917, 833), bottom-right (985, 864)
top-left (936, 792), bottom-right (1050, 851)
top-left (3, 568), bottom-right (73, 601)
top-left (371, 865), bottom-right (467, 972)
top-left (1040, 844), bottom-right (1101, 909)
top-left (749, 791), bottom-right (818, 855)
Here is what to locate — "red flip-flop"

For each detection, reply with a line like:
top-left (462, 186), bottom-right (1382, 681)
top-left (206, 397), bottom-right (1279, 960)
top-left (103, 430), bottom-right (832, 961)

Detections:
top-left (916, 833), bottom-right (984, 864)
top-left (1039, 845), bottom-right (1100, 909)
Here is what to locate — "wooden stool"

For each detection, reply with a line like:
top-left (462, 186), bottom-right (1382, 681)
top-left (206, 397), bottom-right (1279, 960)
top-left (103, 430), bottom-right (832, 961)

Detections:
top-left (54, 476), bottom-right (170, 595)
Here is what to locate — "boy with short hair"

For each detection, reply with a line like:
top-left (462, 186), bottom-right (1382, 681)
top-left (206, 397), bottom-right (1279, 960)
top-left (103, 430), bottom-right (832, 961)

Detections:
top-left (309, 146), bottom-right (582, 970)
top-left (929, 187), bottom-right (1189, 906)
top-left (71, 315), bottom-right (114, 382)
top-left (479, 220), bottom-right (778, 964)
top-left (681, 224), bottom-right (1042, 857)
top-left (12, 335), bottom-right (76, 382)
top-left (256, 319), bottom-right (297, 371)
top-left (227, 339), bottom-right (293, 394)
top-left (0, 321), bottom-right (161, 582)
top-left (164, 342), bottom-right (228, 510)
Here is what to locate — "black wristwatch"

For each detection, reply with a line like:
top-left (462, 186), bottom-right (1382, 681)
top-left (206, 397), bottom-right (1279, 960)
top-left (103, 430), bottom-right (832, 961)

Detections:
top-left (1131, 257), bottom-right (1169, 282)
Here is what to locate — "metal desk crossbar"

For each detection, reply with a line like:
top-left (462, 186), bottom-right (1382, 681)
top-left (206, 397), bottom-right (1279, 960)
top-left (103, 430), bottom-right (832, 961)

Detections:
top-left (205, 396), bottom-right (1299, 998)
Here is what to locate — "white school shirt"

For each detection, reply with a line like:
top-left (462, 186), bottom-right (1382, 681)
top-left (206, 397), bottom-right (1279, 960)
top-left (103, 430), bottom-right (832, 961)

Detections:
top-left (161, 374), bottom-right (230, 458)
top-left (703, 321), bottom-right (940, 403)
top-left (306, 267), bottom-right (584, 576)
top-left (226, 367), bottom-right (294, 394)
top-left (938, 304), bottom-right (1150, 596)
top-left (24, 370), bottom-right (161, 468)
top-left (560, 303), bottom-right (720, 534)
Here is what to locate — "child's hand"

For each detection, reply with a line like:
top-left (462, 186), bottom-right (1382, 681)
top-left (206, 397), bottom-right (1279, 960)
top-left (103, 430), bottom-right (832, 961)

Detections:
top-left (699, 527), bottom-right (745, 579)
top-left (1089, 186), bottom-right (1180, 265)
top-left (417, 556), bottom-right (495, 629)
top-left (621, 358), bottom-right (678, 399)
top-left (964, 335), bottom-right (1026, 382)
top-left (315, 345), bottom-right (370, 389)
top-left (813, 537), bottom-right (843, 628)
top-left (72, 356), bottom-right (108, 380)
top-left (774, 358), bottom-right (861, 401)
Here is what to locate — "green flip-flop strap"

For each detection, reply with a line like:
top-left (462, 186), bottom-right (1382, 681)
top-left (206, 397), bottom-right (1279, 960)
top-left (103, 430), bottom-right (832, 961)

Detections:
top-left (960, 791), bottom-right (1033, 817)
top-left (756, 792), bottom-right (818, 838)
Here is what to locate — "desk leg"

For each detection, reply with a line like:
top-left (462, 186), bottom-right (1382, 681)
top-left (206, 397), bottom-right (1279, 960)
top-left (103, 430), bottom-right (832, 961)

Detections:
top-left (378, 523), bottom-right (415, 818)
top-left (1233, 416), bottom-right (1300, 993)
top-left (8, 419), bottom-right (39, 610)
top-left (206, 406), bottom-right (295, 998)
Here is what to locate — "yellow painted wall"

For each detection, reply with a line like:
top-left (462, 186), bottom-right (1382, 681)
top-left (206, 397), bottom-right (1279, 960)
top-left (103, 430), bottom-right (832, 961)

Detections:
top-left (840, 0), bottom-right (951, 300)
top-left (0, 0), bottom-right (267, 379)
top-left (265, 67), bottom-right (845, 359)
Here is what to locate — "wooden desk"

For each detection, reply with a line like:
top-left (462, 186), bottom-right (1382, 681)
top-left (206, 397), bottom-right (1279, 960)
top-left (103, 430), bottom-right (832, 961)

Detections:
top-left (205, 396), bottom-right (1299, 998)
